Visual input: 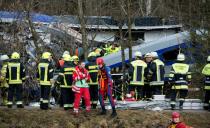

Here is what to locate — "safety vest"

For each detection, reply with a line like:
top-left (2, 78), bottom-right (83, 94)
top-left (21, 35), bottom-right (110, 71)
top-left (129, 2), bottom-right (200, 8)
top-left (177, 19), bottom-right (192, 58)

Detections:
top-left (0, 63), bottom-right (8, 87)
top-left (38, 62), bottom-right (53, 86)
top-left (130, 60), bottom-right (147, 86)
top-left (58, 66), bottom-right (75, 88)
top-left (150, 59), bottom-right (165, 86)
top-left (202, 63), bottom-right (210, 90)
top-left (109, 47), bottom-right (119, 54)
top-left (169, 63), bottom-right (191, 90)
top-left (7, 62), bottom-right (25, 84)
top-left (87, 64), bottom-right (98, 85)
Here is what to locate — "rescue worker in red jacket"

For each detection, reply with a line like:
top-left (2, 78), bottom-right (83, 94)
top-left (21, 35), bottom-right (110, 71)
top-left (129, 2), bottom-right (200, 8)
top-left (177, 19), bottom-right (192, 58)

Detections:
top-left (167, 112), bottom-right (193, 128)
top-left (96, 58), bottom-right (117, 117)
top-left (72, 61), bottom-right (91, 115)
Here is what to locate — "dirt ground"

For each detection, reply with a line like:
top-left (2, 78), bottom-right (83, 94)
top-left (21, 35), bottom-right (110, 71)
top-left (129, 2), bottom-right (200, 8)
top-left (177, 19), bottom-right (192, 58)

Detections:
top-left (0, 108), bottom-right (210, 128)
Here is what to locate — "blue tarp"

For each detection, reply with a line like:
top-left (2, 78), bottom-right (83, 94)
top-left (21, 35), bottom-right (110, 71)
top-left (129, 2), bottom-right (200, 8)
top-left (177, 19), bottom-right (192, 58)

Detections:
top-left (0, 11), bottom-right (56, 23)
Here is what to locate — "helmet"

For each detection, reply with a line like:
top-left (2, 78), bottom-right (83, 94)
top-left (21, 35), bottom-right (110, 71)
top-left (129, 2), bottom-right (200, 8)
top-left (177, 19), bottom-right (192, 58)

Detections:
top-left (72, 55), bottom-right (79, 62)
top-left (207, 56), bottom-right (210, 62)
top-left (134, 51), bottom-right (142, 57)
top-left (63, 54), bottom-right (71, 61)
top-left (96, 58), bottom-right (104, 65)
top-left (126, 94), bottom-right (132, 98)
top-left (177, 53), bottom-right (185, 61)
top-left (172, 112), bottom-right (180, 119)
top-left (0, 54), bottom-right (9, 61)
top-left (42, 52), bottom-right (52, 59)
top-left (151, 52), bottom-right (158, 58)
top-left (63, 51), bottom-right (70, 55)
top-left (88, 52), bottom-right (97, 58)
top-left (11, 52), bottom-right (20, 59)
top-left (144, 53), bottom-right (152, 58)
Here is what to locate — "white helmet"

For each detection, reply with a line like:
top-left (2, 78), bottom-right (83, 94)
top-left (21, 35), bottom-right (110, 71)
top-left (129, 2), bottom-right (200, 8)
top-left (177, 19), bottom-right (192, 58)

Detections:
top-left (144, 52), bottom-right (152, 58)
top-left (134, 51), bottom-right (142, 57)
top-left (0, 54), bottom-right (9, 61)
top-left (63, 51), bottom-right (70, 55)
top-left (151, 52), bottom-right (158, 58)
top-left (62, 51), bottom-right (70, 58)
top-left (126, 94), bottom-right (132, 98)
top-left (177, 53), bottom-right (185, 61)
top-left (207, 56), bottom-right (210, 62)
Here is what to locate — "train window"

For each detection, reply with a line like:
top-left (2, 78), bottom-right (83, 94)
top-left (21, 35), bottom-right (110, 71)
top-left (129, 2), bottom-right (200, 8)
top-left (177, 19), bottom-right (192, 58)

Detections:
top-left (162, 49), bottom-right (179, 61)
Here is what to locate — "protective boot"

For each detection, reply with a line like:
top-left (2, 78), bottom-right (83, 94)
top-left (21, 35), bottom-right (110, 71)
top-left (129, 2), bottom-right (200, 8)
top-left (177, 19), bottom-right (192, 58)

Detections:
top-left (99, 106), bottom-right (106, 115)
top-left (110, 108), bottom-right (117, 117)
top-left (179, 100), bottom-right (184, 110)
top-left (17, 104), bottom-right (24, 108)
top-left (208, 103), bottom-right (210, 112)
top-left (171, 104), bottom-right (175, 110)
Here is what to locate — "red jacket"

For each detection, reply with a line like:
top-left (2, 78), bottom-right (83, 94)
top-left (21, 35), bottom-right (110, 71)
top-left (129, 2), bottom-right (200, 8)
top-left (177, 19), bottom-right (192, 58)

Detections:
top-left (168, 122), bottom-right (192, 128)
top-left (73, 66), bottom-right (90, 82)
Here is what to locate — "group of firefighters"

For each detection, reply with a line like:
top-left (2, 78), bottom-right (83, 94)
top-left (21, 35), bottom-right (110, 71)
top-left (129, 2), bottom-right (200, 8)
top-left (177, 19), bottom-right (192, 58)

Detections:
top-left (0, 49), bottom-right (210, 114)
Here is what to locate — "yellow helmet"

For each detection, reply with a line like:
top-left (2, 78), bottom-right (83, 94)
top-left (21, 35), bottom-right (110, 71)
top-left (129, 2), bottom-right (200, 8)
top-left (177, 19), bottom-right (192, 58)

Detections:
top-left (63, 54), bottom-right (71, 61)
top-left (11, 52), bottom-right (20, 59)
top-left (72, 55), bottom-right (79, 62)
top-left (88, 52), bottom-right (97, 58)
top-left (42, 52), bottom-right (52, 59)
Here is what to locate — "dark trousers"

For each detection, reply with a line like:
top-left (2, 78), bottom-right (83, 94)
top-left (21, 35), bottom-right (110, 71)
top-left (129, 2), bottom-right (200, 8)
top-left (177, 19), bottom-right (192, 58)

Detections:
top-left (8, 84), bottom-right (23, 107)
top-left (151, 86), bottom-right (163, 95)
top-left (61, 87), bottom-right (74, 110)
top-left (143, 84), bottom-right (151, 98)
top-left (89, 85), bottom-right (98, 108)
top-left (170, 89), bottom-right (188, 107)
top-left (204, 90), bottom-right (210, 109)
top-left (129, 85), bottom-right (143, 100)
top-left (40, 85), bottom-right (51, 110)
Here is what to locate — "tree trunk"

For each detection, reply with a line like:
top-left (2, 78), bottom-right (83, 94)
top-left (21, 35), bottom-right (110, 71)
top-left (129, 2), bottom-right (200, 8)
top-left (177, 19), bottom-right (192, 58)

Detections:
top-left (127, 0), bottom-right (132, 62)
top-left (146, 0), bottom-right (152, 16)
top-left (119, 20), bottom-right (126, 100)
top-left (78, 0), bottom-right (88, 61)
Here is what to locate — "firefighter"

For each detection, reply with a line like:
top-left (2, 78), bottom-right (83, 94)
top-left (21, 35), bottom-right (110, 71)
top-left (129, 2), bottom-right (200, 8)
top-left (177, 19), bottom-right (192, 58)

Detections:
top-left (72, 61), bottom-right (91, 115)
top-left (167, 112), bottom-right (193, 128)
top-left (128, 52), bottom-right (147, 100)
top-left (150, 52), bottom-right (165, 95)
top-left (169, 53), bottom-right (191, 110)
top-left (57, 51), bottom-right (70, 70)
top-left (0, 54), bottom-right (9, 106)
top-left (96, 58), bottom-right (117, 117)
top-left (56, 54), bottom-right (75, 110)
top-left (72, 55), bottom-right (79, 67)
top-left (144, 53), bottom-right (153, 99)
top-left (37, 52), bottom-right (54, 110)
top-left (6, 52), bottom-right (25, 108)
top-left (86, 52), bottom-right (98, 109)
top-left (201, 55), bottom-right (210, 111)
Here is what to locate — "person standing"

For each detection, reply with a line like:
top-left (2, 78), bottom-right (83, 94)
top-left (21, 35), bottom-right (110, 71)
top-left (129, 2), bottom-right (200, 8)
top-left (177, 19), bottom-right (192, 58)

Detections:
top-left (37, 52), bottom-right (54, 110)
top-left (86, 52), bottom-right (98, 109)
top-left (96, 58), bottom-right (117, 117)
top-left (128, 51), bottom-right (147, 100)
top-left (6, 52), bottom-right (25, 108)
top-left (202, 55), bottom-right (210, 111)
top-left (169, 53), bottom-right (191, 110)
top-left (0, 54), bottom-right (9, 106)
top-left (150, 52), bottom-right (165, 95)
top-left (72, 62), bottom-right (91, 116)
top-left (57, 54), bottom-right (75, 110)
top-left (144, 53), bottom-right (153, 99)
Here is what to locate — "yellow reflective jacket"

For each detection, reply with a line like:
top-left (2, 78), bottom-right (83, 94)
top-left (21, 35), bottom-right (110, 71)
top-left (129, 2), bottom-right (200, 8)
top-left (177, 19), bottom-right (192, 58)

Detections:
top-left (129, 60), bottom-right (147, 86)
